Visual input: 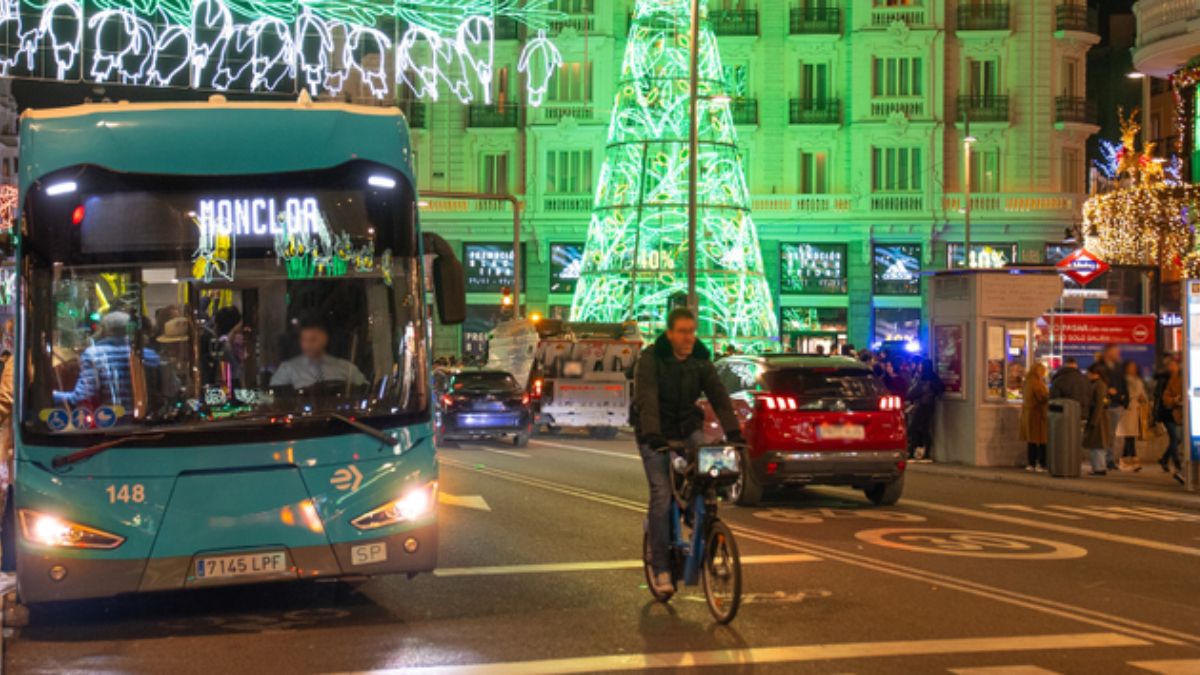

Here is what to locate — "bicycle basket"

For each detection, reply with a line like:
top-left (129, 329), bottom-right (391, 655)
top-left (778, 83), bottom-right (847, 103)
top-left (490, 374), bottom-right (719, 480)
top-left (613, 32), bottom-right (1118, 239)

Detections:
top-left (697, 445), bottom-right (741, 485)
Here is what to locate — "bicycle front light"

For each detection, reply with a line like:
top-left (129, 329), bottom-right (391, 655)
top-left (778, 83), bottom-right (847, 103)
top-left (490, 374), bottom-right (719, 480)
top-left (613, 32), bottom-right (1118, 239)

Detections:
top-left (19, 509), bottom-right (125, 549)
top-left (351, 481), bottom-right (438, 530)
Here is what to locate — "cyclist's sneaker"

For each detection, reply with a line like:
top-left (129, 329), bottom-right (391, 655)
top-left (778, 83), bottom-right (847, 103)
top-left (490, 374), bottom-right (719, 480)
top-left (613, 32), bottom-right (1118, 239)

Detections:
top-left (651, 571), bottom-right (675, 594)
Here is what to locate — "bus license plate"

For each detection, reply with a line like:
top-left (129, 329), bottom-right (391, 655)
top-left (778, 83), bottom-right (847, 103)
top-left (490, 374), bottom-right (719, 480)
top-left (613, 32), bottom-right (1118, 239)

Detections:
top-left (816, 424), bottom-right (865, 441)
top-left (195, 551), bottom-right (289, 579)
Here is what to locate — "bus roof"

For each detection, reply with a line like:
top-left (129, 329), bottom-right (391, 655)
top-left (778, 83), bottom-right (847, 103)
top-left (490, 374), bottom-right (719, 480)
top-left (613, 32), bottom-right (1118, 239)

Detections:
top-left (18, 97), bottom-right (415, 195)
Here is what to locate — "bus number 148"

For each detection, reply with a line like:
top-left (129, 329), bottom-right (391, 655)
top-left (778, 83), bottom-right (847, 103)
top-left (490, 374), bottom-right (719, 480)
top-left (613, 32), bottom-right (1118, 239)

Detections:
top-left (106, 484), bottom-right (145, 504)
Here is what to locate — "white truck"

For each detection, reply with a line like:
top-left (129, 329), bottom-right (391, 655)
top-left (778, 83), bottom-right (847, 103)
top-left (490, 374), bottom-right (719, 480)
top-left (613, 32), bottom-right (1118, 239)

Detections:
top-left (489, 319), bottom-right (642, 438)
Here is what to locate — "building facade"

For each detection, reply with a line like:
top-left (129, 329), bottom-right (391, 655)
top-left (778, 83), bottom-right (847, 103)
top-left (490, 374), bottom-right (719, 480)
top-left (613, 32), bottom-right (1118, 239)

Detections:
top-left (383, 0), bottom-right (1100, 356)
top-left (1133, 0), bottom-right (1200, 175)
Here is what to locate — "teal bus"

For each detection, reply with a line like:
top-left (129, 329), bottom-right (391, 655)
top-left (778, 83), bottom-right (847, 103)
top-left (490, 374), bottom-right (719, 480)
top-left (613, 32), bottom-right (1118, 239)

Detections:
top-left (4, 98), bottom-right (465, 615)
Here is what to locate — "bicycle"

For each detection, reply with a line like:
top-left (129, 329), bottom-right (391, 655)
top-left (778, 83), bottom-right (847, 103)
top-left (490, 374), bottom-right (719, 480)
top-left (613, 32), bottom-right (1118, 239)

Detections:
top-left (642, 441), bottom-right (744, 624)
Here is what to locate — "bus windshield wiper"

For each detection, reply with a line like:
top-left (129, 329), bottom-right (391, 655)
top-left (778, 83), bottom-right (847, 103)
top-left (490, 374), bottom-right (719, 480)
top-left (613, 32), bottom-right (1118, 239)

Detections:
top-left (52, 432), bottom-right (167, 469)
top-left (327, 413), bottom-right (399, 447)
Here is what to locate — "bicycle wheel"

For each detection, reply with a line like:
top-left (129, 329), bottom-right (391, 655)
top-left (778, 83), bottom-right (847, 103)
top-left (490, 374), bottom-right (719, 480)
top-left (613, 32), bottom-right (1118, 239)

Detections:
top-left (701, 519), bottom-right (741, 624)
top-left (643, 530), bottom-right (674, 602)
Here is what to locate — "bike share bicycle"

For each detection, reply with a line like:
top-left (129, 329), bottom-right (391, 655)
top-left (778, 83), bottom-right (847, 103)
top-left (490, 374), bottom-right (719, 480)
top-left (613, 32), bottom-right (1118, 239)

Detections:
top-left (642, 441), bottom-right (744, 624)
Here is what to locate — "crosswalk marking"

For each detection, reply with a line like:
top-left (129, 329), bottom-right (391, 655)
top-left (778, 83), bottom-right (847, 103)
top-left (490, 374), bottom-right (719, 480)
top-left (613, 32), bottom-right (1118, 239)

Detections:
top-left (1129, 660), bottom-right (1200, 674)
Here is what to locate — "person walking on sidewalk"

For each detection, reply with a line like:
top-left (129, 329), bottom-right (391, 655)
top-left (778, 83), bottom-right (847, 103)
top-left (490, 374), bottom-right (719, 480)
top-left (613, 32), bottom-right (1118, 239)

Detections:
top-left (1114, 360), bottom-right (1148, 472)
top-left (1020, 362), bottom-right (1049, 472)
top-left (906, 359), bottom-right (945, 461)
top-left (1084, 363), bottom-right (1114, 476)
top-left (1157, 355), bottom-right (1185, 484)
top-left (1094, 344), bottom-right (1127, 471)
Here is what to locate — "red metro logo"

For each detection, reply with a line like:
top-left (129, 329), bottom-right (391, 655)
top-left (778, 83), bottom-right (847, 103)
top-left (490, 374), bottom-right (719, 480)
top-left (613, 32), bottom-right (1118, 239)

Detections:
top-left (1056, 248), bottom-right (1110, 286)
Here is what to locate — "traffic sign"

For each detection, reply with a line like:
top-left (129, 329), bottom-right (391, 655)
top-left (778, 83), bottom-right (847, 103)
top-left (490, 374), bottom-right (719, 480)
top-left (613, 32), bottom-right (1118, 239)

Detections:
top-left (1056, 248), bottom-right (1110, 286)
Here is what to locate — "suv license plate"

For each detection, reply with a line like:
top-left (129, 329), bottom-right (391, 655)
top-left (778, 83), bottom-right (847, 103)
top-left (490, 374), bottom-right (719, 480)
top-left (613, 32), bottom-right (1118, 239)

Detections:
top-left (816, 424), bottom-right (865, 441)
top-left (195, 551), bottom-right (289, 579)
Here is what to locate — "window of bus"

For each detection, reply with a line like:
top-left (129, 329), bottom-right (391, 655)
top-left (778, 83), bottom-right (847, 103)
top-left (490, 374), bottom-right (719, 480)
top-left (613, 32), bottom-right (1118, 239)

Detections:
top-left (21, 161), bottom-right (429, 441)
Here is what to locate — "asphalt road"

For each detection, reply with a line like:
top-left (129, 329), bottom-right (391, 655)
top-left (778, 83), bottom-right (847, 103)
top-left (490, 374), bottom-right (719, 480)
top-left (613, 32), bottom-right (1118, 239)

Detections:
top-left (6, 431), bottom-right (1200, 674)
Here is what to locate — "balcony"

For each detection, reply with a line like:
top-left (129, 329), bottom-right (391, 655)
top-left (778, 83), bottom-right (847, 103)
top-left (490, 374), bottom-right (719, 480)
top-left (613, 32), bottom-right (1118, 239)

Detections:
top-left (543, 193), bottom-right (594, 212)
top-left (957, 95), bottom-right (1010, 123)
top-left (548, 14), bottom-right (595, 34)
top-left (870, 193), bottom-right (925, 213)
top-left (728, 98), bottom-right (758, 125)
top-left (1055, 95), bottom-right (1097, 125)
top-left (957, 2), bottom-right (1009, 31)
top-left (942, 193), bottom-right (1084, 217)
top-left (1133, 0), bottom-right (1200, 76)
top-left (789, 98), bottom-right (841, 124)
top-left (400, 102), bottom-right (426, 129)
top-left (710, 9), bottom-right (759, 36)
top-left (531, 103), bottom-right (595, 124)
top-left (750, 194), bottom-right (853, 214)
top-left (789, 5), bottom-right (840, 34)
top-left (870, 97), bottom-right (925, 118)
top-left (1055, 3), bottom-right (1097, 33)
top-left (869, 5), bottom-right (928, 28)
top-left (467, 104), bottom-right (519, 128)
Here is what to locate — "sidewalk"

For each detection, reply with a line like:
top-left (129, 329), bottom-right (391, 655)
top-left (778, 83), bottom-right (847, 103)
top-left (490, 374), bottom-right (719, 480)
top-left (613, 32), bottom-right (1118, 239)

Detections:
top-left (908, 461), bottom-right (1200, 510)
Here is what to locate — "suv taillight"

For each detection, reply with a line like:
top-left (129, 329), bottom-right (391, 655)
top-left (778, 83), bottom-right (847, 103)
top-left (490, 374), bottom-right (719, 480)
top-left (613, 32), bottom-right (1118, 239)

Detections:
top-left (879, 395), bottom-right (903, 411)
top-left (531, 378), bottom-right (544, 399)
top-left (757, 393), bottom-right (798, 411)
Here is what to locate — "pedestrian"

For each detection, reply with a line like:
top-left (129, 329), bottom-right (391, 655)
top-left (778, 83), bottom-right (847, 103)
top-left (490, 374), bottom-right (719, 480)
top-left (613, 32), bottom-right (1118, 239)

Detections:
top-left (905, 358), bottom-right (945, 460)
top-left (1049, 357), bottom-right (1090, 410)
top-left (1020, 362), bottom-right (1049, 472)
top-left (1157, 355), bottom-right (1185, 484)
top-left (1114, 360), bottom-right (1148, 472)
top-left (881, 360), bottom-right (908, 398)
top-left (1094, 344), bottom-right (1127, 471)
top-left (1083, 363), bottom-right (1113, 476)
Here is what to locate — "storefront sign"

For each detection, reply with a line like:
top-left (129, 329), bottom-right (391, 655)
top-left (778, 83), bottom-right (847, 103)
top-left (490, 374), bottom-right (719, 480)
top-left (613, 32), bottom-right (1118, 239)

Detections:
top-left (932, 324), bottom-right (964, 397)
top-left (1055, 248), bottom-right (1110, 286)
top-left (873, 244), bottom-right (921, 296)
top-left (464, 243), bottom-right (526, 293)
top-left (1042, 314), bottom-right (1156, 345)
top-left (549, 243), bottom-right (583, 294)
top-left (780, 243), bottom-right (848, 295)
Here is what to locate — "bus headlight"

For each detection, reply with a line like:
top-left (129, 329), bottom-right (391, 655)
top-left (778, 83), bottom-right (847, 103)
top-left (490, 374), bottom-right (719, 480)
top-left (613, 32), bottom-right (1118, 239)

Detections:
top-left (351, 481), bottom-right (438, 531)
top-left (19, 510), bottom-right (125, 550)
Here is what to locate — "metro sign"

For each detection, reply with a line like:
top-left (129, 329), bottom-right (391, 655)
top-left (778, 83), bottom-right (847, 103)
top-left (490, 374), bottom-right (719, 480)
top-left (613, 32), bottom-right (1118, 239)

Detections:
top-left (1056, 248), bottom-right (1110, 286)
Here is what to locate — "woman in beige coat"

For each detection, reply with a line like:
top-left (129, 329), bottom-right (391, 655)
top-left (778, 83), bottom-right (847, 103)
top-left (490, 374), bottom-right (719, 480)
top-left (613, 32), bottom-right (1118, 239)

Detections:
top-left (1020, 362), bottom-right (1049, 472)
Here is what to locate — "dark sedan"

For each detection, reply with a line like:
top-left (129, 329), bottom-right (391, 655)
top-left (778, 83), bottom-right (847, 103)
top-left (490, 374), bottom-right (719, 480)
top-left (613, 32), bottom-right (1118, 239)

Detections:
top-left (436, 370), bottom-right (534, 447)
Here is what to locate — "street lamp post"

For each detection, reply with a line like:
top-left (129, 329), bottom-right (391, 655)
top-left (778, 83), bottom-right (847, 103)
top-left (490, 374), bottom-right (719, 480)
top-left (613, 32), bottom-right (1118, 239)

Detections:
top-left (685, 0), bottom-right (700, 312)
top-left (420, 191), bottom-right (523, 318)
top-left (963, 110), bottom-right (976, 268)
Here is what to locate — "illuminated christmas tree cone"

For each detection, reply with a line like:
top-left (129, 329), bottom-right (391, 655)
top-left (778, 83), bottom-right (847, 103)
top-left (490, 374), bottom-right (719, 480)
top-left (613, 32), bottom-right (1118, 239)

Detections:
top-left (568, 0), bottom-right (777, 346)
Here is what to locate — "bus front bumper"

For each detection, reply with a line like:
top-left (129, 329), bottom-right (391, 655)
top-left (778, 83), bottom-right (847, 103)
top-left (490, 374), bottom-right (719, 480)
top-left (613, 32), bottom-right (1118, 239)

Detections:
top-left (16, 522), bottom-right (437, 604)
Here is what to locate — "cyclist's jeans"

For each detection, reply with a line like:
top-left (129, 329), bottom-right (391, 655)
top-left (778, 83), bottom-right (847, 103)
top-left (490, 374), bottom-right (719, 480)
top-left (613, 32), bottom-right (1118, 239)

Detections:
top-left (639, 430), bottom-right (705, 575)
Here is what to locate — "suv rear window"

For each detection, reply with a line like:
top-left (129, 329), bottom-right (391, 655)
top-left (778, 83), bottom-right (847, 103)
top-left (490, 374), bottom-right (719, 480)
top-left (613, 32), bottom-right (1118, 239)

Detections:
top-left (452, 372), bottom-right (519, 392)
top-left (763, 368), bottom-right (888, 411)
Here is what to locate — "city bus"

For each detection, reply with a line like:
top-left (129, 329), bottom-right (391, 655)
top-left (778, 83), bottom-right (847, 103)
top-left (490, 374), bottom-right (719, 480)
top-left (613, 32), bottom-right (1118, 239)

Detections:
top-left (2, 97), bottom-right (465, 619)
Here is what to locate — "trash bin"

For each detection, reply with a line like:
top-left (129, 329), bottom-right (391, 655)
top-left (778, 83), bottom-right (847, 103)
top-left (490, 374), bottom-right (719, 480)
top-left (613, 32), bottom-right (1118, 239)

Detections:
top-left (1047, 398), bottom-right (1082, 478)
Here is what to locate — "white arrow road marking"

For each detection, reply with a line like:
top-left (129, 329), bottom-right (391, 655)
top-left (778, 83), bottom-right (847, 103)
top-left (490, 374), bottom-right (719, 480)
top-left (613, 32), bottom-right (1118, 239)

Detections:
top-left (438, 492), bottom-right (491, 512)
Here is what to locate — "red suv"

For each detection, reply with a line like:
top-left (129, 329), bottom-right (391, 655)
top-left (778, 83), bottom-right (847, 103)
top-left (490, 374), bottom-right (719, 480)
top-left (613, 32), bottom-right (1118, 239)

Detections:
top-left (701, 355), bottom-right (907, 506)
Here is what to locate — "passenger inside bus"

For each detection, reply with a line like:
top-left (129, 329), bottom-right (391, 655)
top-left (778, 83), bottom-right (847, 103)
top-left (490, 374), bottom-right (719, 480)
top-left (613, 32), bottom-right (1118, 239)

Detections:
top-left (269, 318), bottom-right (367, 389)
top-left (52, 310), bottom-right (162, 409)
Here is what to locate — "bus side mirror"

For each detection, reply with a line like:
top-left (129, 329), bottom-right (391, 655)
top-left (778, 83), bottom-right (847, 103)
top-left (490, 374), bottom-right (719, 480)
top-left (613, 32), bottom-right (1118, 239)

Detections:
top-left (422, 232), bottom-right (466, 325)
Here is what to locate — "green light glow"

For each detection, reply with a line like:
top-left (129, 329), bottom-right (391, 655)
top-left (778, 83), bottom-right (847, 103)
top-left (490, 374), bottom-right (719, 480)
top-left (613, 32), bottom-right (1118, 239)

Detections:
top-left (569, 0), bottom-right (777, 344)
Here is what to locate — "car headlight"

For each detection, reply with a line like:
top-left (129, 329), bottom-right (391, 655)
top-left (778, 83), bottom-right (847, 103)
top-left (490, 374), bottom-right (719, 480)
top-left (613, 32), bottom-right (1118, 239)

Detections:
top-left (19, 509), bottom-right (125, 549)
top-left (351, 481), bottom-right (438, 530)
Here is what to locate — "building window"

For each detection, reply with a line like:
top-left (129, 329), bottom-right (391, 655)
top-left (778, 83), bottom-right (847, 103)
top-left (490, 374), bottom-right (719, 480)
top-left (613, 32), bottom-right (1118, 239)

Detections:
top-left (548, 62), bottom-right (592, 103)
top-left (554, 0), bottom-right (592, 13)
top-left (872, 147), bottom-right (922, 192)
top-left (799, 61), bottom-right (830, 103)
top-left (969, 148), bottom-right (1000, 193)
top-left (480, 153), bottom-right (509, 194)
top-left (798, 151), bottom-right (828, 194)
top-left (875, 0), bottom-right (918, 6)
top-left (872, 57), bottom-right (922, 97)
top-left (967, 58), bottom-right (999, 99)
top-left (1061, 147), bottom-right (1082, 193)
top-left (546, 149), bottom-right (593, 194)
top-left (1062, 58), bottom-right (1080, 97)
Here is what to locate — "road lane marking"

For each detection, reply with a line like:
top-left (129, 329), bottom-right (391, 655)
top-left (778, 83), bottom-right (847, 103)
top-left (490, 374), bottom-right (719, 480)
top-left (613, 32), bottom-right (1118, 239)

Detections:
top-left (336, 632), bottom-right (1148, 674)
top-left (442, 457), bottom-right (1200, 647)
top-left (949, 667), bottom-right (1061, 674)
top-left (432, 553), bottom-right (819, 577)
top-left (438, 492), bottom-right (491, 512)
top-left (528, 439), bottom-right (640, 461)
top-left (855, 528), bottom-right (1088, 560)
top-left (1129, 659), bottom-right (1200, 674)
top-left (463, 445), bottom-right (532, 459)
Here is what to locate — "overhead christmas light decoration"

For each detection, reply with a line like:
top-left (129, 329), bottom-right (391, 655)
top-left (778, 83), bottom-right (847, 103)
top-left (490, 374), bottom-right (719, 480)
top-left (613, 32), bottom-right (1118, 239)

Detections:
top-left (0, 0), bottom-right (562, 104)
top-left (569, 0), bottom-right (777, 345)
top-left (0, 184), bottom-right (16, 231)
top-left (1083, 108), bottom-right (1200, 275)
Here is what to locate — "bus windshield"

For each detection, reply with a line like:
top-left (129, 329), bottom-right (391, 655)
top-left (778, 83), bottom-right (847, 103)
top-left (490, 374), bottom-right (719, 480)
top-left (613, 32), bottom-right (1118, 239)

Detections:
top-left (21, 161), bottom-right (429, 444)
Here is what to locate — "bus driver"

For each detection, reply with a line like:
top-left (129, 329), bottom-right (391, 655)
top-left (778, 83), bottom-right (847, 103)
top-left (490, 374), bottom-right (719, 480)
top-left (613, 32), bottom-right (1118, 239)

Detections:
top-left (269, 318), bottom-right (367, 389)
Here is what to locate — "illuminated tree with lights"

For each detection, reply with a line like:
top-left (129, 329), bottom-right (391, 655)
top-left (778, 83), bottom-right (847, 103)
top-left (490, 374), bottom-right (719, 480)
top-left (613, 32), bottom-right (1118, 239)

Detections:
top-left (1083, 108), bottom-right (1200, 275)
top-left (568, 0), bottom-right (777, 344)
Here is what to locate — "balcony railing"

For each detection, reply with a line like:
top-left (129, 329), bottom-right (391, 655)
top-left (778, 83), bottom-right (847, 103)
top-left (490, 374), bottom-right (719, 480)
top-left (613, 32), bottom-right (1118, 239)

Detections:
top-left (548, 15), bottom-right (595, 34)
top-left (710, 9), bottom-right (759, 36)
top-left (957, 2), bottom-right (1010, 30)
top-left (789, 5), bottom-right (840, 34)
top-left (467, 104), bottom-right (519, 128)
top-left (728, 98), bottom-right (758, 125)
top-left (870, 5), bottom-right (928, 28)
top-left (942, 193), bottom-right (1083, 215)
top-left (870, 193), bottom-right (925, 213)
top-left (871, 97), bottom-right (925, 118)
top-left (750, 194), bottom-right (854, 214)
top-left (400, 102), bottom-right (426, 129)
top-left (957, 95), bottom-right (1010, 123)
top-left (531, 103), bottom-right (595, 123)
top-left (1055, 95), bottom-right (1097, 124)
top-left (745, 192), bottom-right (1082, 217)
top-left (1135, 0), bottom-right (1200, 48)
top-left (1055, 3), bottom-right (1098, 33)
top-left (543, 193), bottom-right (594, 212)
top-left (789, 98), bottom-right (841, 124)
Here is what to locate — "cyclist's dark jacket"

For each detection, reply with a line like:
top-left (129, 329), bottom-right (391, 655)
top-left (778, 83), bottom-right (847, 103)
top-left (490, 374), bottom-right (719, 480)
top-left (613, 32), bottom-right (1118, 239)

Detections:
top-left (633, 334), bottom-right (740, 442)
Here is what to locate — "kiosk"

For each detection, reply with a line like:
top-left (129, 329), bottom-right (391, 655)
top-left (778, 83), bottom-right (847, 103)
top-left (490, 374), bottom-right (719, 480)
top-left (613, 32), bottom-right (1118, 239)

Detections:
top-left (1182, 281), bottom-right (1200, 491)
top-left (930, 270), bottom-right (1063, 466)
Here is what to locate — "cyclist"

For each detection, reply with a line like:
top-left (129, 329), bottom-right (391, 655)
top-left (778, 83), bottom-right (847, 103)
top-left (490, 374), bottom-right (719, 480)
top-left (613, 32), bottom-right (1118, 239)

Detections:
top-left (634, 307), bottom-right (742, 595)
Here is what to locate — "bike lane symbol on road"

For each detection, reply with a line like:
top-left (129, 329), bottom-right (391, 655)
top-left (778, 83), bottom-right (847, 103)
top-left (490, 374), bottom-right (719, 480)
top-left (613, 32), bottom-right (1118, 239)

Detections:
top-left (855, 528), bottom-right (1088, 560)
